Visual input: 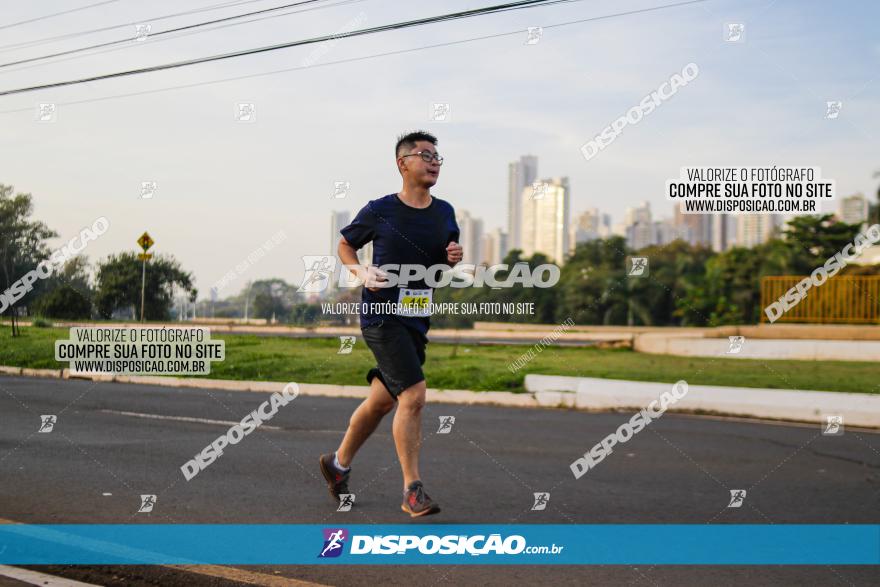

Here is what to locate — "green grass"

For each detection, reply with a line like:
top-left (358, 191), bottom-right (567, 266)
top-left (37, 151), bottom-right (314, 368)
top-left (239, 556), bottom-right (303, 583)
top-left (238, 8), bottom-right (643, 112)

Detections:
top-left (1, 326), bottom-right (878, 394)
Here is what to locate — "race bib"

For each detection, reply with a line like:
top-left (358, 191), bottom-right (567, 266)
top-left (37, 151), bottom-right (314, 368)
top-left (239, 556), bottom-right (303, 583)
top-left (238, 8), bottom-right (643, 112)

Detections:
top-left (397, 288), bottom-right (432, 317)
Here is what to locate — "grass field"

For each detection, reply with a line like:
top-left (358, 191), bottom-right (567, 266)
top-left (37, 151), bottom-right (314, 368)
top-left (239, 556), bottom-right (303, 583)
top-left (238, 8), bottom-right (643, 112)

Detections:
top-left (1, 325), bottom-right (877, 394)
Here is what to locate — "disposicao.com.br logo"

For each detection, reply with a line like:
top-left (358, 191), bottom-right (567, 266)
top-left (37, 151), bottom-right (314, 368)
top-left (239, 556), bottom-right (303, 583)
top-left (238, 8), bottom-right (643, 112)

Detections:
top-left (317, 528), bottom-right (564, 558)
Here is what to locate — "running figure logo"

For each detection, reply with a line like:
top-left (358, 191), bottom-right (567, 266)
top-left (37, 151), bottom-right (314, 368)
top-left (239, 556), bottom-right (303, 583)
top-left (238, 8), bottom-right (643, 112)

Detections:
top-left (530, 182), bottom-right (548, 200)
top-left (822, 415), bottom-right (844, 436)
top-left (627, 257), bottom-right (649, 277)
top-left (727, 489), bottom-right (746, 508)
top-left (38, 415), bottom-right (56, 433)
top-left (531, 492), bottom-right (550, 511)
top-left (298, 256), bottom-right (337, 293)
top-left (332, 181), bottom-right (350, 199)
top-left (338, 336), bottom-right (356, 354)
top-left (138, 494), bottom-right (157, 513)
top-left (430, 103), bottom-right (450, 122)
top-left (236, 103), bottom-right (256, 123)
top-left (134, 23), bottom-right (151, 41)
top-left (525, 26), bottom-right (543, 45)
top-left (727, 336), bottom-right (745, 354)
top-left (337, 494), bottom-right (355, 512)
top-left (140, 181), bottom-right (157, 199)
top-left (724, 23), bottom-right (745, 42)
top-left (436, 416), bottom-right (455, 434)
top-left (825, 101), bottom-right (842, 119)
top-left (319, 528), bottom-right (348, 558)
top-left (36, 103), bottom-right (57, 122)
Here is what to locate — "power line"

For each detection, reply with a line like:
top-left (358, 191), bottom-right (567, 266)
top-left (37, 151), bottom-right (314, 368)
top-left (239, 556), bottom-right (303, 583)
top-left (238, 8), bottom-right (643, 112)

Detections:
top-left (0, 0), bottom-right (571, 96)
top-left (0, 0), bottom-right (336, 69)
top-left (0, 0), bottom-right (366, 76)
top-left (0, 0), bottom-right (273, 53)
top-left (0, 0), bottom-right (121, 31)
top-left (0, 0), bottom-right (709, 106)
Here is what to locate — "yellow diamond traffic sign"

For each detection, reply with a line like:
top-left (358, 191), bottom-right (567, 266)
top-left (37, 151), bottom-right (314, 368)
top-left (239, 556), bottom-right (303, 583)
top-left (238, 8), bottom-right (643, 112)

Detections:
top-left (137, 232), bottom-right (154, 252)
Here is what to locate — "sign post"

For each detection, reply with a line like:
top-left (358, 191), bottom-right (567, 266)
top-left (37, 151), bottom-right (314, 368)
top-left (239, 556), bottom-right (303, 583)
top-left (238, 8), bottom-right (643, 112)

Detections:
top-left (137, 232), bottom-right (154, 322)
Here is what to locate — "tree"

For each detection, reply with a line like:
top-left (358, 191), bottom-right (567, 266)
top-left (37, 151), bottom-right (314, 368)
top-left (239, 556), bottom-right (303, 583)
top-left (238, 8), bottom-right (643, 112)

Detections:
top-left (782, 214), bottom-right (862, 273)
top-left (95, 252), bottom-right (194, 320)
top-left (32, 285), bottom-right (92, 319)
top-left (249, 279), bottom-right (295, 322)
top-left (633, 240), bottom-right (713, 326)
top-left (30, 256), bottom-right (93, 319)
top-left (557, 237), bottom-right (630, 325)
top-left (0, 185), bottom-right (58, 335)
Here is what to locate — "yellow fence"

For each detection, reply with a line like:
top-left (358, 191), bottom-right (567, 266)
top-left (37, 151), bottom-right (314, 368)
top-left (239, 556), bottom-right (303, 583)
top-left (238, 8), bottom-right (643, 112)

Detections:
top-left (761, 275), bottom-right (880, 323)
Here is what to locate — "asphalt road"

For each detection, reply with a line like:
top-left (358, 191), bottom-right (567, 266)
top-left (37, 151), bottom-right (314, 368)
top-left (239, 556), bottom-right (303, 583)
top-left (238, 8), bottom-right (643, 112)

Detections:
top-left (243, 330), bottom-right (602, 347)
top-left (0, 375), bottom-right (878, 586)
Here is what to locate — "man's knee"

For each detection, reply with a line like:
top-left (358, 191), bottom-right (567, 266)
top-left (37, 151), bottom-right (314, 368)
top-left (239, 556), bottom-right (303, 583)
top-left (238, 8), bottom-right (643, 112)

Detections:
top-left (397, 380), bottom-right (426, 412)
top-left (371, 397), bottom-right (395, 416)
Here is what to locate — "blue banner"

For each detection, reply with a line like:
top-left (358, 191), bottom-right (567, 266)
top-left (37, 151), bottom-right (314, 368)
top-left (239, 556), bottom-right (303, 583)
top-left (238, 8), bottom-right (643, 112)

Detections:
top-left (0, 524), bottom-right (877, 565)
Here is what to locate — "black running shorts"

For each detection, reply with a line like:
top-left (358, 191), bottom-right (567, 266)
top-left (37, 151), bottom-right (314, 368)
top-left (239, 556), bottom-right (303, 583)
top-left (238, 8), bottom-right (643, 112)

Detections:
top-left (361, 317), bottom-right (428, 399)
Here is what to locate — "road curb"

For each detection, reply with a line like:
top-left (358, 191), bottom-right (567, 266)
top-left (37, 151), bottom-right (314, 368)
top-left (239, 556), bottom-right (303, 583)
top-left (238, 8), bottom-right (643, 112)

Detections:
top-left (3, 366), bottom-right (538, 408)
top-left (525, 374), bottom-right (880, 427)
top-left (5, 365), bottom-right (877, 425)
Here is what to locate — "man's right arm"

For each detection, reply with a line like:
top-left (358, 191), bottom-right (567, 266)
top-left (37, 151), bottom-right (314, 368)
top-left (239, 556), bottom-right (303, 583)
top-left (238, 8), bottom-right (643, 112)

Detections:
top-left (338, 237), bottom-right (381, 292)
top-left (337, 236), bottom-right (361, 271)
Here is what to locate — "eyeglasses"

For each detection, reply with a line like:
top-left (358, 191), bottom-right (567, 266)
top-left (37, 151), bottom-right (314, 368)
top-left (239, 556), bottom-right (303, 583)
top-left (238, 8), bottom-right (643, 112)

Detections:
top-left (400, 150), bottom-right (444, 165)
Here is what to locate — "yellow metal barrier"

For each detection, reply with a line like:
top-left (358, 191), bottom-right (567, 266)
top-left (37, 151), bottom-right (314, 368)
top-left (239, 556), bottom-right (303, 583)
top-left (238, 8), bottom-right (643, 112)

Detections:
top-left (761, 275), bottom-right (880, 323)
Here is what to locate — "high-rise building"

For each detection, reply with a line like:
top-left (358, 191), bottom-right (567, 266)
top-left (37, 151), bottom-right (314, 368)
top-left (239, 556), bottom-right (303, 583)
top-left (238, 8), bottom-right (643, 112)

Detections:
top-left (673, 205), bottom-right (713, 247)
top-left (838, 193), bottom-right (869, 225)
top-left (624, 201), bottom-right (654, 249)
top-left (626, 222), bottom-right (655, 250)
top-left (711, 214), bottom-right (737, 252)
top-left (570, 208), bottom-right (612, 252)
top-left (330, 211), bottom-right (351, 290)
top-left (737, 214), bottom-right (781, 248)
top-left (508, 155), bottom-right (538, 252)
top-left (521, 177), bottom-right (570, 264)
top-left (654, 219), bottom-right (679, 246)
top-left (456, 210), bottom-right (485, 264)
top-left (330, 211), bottom-right (351, 256)
top-left (480, 233), bottom-right (495, 266)
top-left (482, 228), bottom-right (508, 265)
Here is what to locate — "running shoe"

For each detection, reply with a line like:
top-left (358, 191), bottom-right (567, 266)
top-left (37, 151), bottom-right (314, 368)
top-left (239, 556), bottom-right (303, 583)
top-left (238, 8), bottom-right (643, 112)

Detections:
top-left (401, 480), bottom-right (441, 517)
top-left (319, 453), bottom-right (350, 502)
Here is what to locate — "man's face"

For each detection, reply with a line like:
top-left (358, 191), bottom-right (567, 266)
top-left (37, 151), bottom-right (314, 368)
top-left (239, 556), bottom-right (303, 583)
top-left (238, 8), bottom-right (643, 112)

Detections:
top-left (398, 140), bottom-right (441, 187)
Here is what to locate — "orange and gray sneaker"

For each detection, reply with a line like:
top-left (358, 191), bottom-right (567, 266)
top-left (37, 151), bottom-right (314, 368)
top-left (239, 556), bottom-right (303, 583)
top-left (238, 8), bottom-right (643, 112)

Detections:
top-left (401, 480), bottom-right (441, 517)
top-left (319, 453), bottom-right (350, 503)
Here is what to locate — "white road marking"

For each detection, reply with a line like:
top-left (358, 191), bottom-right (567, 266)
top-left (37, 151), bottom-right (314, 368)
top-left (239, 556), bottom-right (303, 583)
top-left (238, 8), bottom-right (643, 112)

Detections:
top-left (0, 519), bottom-right (328, 587)
top-left (99, 409), bottom-right (283, 430)
top-left (0, 565), bottom-right (100, 586)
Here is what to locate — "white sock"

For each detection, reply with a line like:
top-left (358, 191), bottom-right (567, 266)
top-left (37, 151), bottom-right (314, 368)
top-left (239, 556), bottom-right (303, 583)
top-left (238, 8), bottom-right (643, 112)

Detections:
top-left (333, 452), bottom-right (350, 472)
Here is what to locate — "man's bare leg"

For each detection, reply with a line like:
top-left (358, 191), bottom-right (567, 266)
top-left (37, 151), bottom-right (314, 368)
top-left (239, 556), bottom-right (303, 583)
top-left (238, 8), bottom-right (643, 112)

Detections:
top-left (335, 375), bottom-right (396, 467)
top-left (392, 380), bottom-right (427, 489)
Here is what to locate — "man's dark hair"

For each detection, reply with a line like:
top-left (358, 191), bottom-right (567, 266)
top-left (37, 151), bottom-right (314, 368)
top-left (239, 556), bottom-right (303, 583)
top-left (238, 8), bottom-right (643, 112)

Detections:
top-left (395, 130), bottom-right (437, 159)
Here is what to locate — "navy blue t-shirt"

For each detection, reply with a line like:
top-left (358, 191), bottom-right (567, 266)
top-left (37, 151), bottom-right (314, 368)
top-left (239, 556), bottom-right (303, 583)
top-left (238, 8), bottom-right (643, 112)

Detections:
top-left (340, 193), bottom-right (460, 335)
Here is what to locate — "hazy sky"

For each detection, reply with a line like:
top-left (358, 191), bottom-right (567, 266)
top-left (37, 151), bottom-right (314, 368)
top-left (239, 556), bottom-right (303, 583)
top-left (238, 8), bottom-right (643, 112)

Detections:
top-left (1, 0), bottom-right (878, 298)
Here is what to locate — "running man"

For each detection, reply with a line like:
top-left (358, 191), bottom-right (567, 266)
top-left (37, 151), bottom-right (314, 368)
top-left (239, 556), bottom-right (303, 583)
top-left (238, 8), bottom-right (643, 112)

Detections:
top-left (320, 130), bottom-right (462, 517)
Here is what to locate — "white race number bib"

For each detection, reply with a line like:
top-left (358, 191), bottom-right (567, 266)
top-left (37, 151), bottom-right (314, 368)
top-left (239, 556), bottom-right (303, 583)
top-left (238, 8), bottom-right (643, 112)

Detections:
top-left (397, 288), bottom-right (432, 317)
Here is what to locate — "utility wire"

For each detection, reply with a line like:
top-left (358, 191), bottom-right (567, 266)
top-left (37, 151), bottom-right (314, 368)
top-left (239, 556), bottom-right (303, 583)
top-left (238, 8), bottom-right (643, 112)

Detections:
top-left (0, 0), bottom-right (574, 96)
top-left (0, 0), bottom-right (275, 52)
top-left (0, 0), bottom-right (336, 69)
top-left (0, 0), bottom-right (120, 31)
top-left (1, 0), bottom-right (365, 75)
top-left (0, 0), bottom-right (709, 102)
